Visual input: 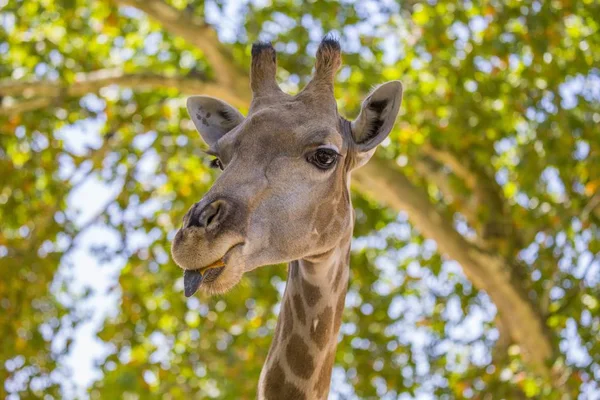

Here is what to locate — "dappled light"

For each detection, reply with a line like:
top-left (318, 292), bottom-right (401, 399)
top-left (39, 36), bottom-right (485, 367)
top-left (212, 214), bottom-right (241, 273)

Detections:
top-left (1, 0), bottom-right (598, 399)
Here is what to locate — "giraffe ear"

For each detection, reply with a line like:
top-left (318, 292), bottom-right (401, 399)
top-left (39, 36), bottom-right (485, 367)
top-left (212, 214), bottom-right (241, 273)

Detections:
top-left (350, 81), bottom-right (403, 153)
top-left (187, 96), bottom-right (245, 146)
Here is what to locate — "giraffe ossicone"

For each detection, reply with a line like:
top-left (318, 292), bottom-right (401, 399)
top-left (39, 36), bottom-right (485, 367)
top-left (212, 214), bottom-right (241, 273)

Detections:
top-left (171, 35), bottom-right (403, 399)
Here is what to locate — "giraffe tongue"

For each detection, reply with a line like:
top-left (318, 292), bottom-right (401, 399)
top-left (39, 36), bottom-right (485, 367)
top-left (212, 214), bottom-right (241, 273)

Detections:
top-left (183, 269), bottom-right (203, 297)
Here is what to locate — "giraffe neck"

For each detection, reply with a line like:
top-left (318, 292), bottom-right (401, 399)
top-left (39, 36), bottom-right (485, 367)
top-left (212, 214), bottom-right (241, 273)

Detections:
top-left (258, 238), bottom-right (351, 400)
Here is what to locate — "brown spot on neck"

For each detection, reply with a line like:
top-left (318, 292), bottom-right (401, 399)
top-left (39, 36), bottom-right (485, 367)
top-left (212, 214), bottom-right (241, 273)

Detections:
top-left (310, 306), bottom-right (333, 350)
top-left (264, 361), bottom-right (306, 400)
top-left (303, 260), bottom-right (316, 274)
top-left (281, 297), bottom-right (294, 339)
top-left (301, 277), bottom-right (322, 307)
top-left (314, 350), bottom-right (336, 398)
top-left (332, 259), bottom-right (347, 292)
top-left (334, 288), bottom-right (347, 333)
top-left (293, 294), bottom-right (306, 325)
top-left (286, 333), bottom-right (314, 380)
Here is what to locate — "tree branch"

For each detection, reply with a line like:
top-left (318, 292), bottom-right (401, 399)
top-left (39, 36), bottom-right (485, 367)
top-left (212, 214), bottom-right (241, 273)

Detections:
top-left (582, 191), bottom-right (600, 222)
top-left (422, 143), bottom-right (478, 188)
top-left (0, 69), bottom-right (246, 115)
top-left (414, 155), bottom-right (480, 233)
top-left (114, 0), bottom-right (249, 100)
top-left (352, 157), bottom-right (553, 378)
top-left (421, 143), bottom-right (523, 254)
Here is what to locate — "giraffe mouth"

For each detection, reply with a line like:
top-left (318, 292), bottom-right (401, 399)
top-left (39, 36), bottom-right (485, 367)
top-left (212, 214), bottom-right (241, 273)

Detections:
top-left (183, 259), bottom-right (225, 297)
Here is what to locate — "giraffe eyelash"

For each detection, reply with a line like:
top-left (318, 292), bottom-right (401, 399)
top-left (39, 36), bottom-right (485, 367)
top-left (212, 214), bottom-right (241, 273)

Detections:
top-left (209, 158), bottom-right (224, 170)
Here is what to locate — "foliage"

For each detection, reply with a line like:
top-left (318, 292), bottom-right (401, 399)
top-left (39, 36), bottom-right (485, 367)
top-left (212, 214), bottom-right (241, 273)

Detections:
top-left (1, 0), bottom-right (598, 398)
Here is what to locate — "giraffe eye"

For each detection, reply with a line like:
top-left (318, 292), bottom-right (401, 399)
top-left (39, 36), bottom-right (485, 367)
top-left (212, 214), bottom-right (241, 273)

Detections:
top-left (309, 148), bottom-right (338, 170)
top-left (209, 158), bottom-right (224, 170)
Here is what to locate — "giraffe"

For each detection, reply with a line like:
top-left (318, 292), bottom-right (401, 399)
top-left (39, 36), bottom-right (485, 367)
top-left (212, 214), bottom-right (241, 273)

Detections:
top-left (171, 37), bottom-right (403, 399)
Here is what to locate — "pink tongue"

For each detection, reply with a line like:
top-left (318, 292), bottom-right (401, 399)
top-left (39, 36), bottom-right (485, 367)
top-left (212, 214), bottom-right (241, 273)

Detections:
top-left (183, 269), bottom-right (203, 297)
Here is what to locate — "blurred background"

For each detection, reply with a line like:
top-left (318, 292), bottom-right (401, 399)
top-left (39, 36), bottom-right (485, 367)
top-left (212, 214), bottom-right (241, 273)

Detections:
top-left (1, 0), bottom-right (599, 398)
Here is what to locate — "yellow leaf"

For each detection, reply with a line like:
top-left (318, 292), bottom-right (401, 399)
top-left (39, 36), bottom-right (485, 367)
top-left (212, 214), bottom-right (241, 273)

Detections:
top-left (585, 180), bottom-right (600, 196)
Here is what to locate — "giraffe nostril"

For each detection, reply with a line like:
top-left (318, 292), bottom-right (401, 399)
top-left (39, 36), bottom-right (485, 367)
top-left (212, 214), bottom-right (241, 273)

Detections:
top-left (203, 206), bottom-right (219, 226)
top-left (189, 200), bottom-right (224, 229)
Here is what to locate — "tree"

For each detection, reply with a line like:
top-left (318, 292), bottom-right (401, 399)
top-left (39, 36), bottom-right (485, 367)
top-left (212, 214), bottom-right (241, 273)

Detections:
top-left (1, 0), bottom-right (598, 398)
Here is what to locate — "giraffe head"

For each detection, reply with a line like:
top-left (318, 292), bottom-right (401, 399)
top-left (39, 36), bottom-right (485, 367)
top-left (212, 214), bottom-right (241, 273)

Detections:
top-left (171, 37), bottom-right (403, 296)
